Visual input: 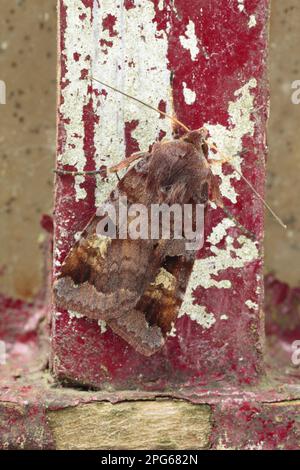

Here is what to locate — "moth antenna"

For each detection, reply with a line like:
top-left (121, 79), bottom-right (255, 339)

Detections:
top-left (89, 76), bottom-right (190, 133)
top-left (54, 169), bottom-right (103, 176)
top-left (206, 142), bottom-right (287, 230)
top-left (108, 151), bottom-right (147, 173)
top-left (55, 151), bottom-right (146, 178)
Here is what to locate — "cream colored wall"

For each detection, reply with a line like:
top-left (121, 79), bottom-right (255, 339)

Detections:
top-left (266, 0), bottom-right (300, 285)
top-left (0, 0), bottom-right (299, 301)
top-left (0, 1), bottom-right (56, 299)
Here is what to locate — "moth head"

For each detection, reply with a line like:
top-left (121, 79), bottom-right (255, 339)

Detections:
top-left (182, 127), bottom-right (209, 155)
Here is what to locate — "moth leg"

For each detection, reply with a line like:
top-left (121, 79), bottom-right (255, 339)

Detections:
top-left (210, 174), bottom-right (223, 207)
top-left (55, 151), bottom-right (149, 177)
top-left (108, 151), bottom-right (149, 173)
top-left (208, 147), bottom-right (248, 166)
top-left (208, 156), bottom-right (231, 165)
top-left (54, 169), bottom-right (103, 176)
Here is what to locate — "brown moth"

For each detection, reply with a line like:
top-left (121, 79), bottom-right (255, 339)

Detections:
top-left (54, 128), bottom-right (222, 356)
top-left (54, 79), bottom-right (286, 357)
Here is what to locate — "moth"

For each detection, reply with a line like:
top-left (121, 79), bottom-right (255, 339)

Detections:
top-left (54, 78), bottom-right (286, 357)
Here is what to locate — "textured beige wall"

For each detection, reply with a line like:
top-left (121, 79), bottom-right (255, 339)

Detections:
top-left (0, 0), bottom-right (56, 299)
top-left (266, 0), bottom-right (300, 286)
top-left (0, 0), bottom-right (299, 301)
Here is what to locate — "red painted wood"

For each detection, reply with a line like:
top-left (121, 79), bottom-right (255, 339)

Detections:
top-left (52, 0), bottom-right (268, 390)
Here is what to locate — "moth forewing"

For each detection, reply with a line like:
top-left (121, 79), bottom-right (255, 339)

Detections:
top-left (54, 130), bottom-right (214, 356)
top-left (54, 79), bottom-right (286, 356)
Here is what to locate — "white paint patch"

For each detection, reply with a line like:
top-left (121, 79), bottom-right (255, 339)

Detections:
top-left (248, 15), bottom-right (257, 28)
top-left (245, 299), bottom-right (258, 311)
top-left (59, 0), bottom-right (95, 201)
top-left (179, 20), bottom-right (199, 61)
top-left (256, 274), bottom-right (262, 294)
top-left (98, 320), bottom-right (107, 334)
top-left (207, 218), bottom-right (235, 245)
top-left (182, 82), bottom-right (196, 105)
top-left (68, 310), bottom-right (84, 319)
top-left (220, 314), bottom-right (228, 321)
top-left (181, 304), bottom-right (216, 329)
top-left (179, 101), bottom-right (261, 330)
top-left (93, 1), bottom-right (172, 207)
top-left (206, 78), bottom-right (257, 203)
top-left (167, 322), bottom-right (177, 337)
top-left (237, 0), bottom-right (245, 13)
top-left (179, 235), bottom-right (259, 326)
top-left (158, 0), bottom-right (164, 10)
top-left (60, 1), bottom-right (172, 206)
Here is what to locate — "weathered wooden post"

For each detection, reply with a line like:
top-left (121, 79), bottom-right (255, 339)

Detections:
top-left (2, 0), bottom-right (300, 451)
top-left (52, 0), bottom-right (267, 390)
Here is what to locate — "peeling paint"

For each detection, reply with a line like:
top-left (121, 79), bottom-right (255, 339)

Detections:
top-left (93, 1), bottom-right (172, 207)
top-left (178, 79), bottom-right (259, 330)
top-left (180, 303), bottom-right (216, 329)
top-left (59, 1), bottom-right (172, 207)
top-left (182, 82), bottom-right (196, 105)
top-left (237, 0), bottom-right (245, 13)
top-left (245, 299), bottom-right (258, 311)
top-left (179, 234), bottom-right (259, 326)
top-left (207, 218), bottom-right (235, 245)
top-left (59, 0), bottom-right (94, 202)
top-left (179, 20), bottom-right (199, 61)
top-left (220, 314), bottom-right (228, 321)
top-left (248, 15), bottom-right (257, 28)
top-left (98, 319), bottom-right (107, 334)
top-left (68, 310), bottom-right (84, 319)
top-left (158, 0), bottom-right (164, 11)
top-left (206, 78), bottom-right (257, 203)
